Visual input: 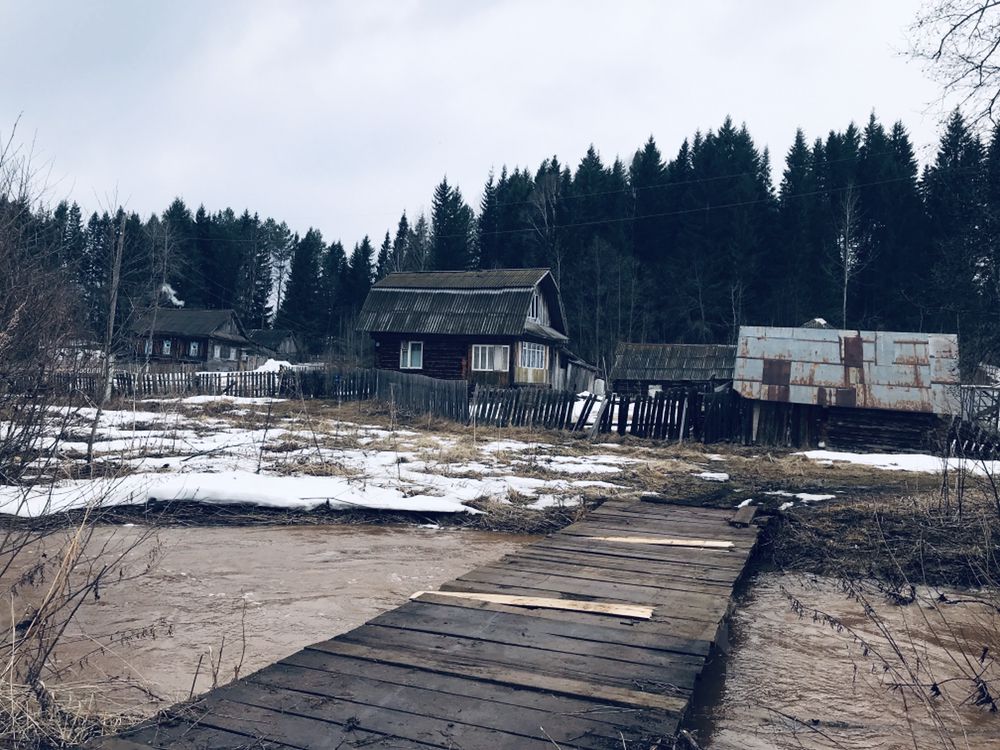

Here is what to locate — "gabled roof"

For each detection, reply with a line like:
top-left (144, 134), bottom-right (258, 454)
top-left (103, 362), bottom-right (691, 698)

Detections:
top-left (611, 343), bottom-right (737, 383)
top-left (131, 308), bottom-right (252, 344)
top-left (358, 268), bottom-right (568, 342)
top-left (372, 268), bottom-right (551, 290)
top-left (249, 329), bottom-right (298, 351)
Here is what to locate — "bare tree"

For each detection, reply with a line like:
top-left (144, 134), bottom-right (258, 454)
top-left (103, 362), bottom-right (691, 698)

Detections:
top-left (912, 1), bottom-right (1000, 126)
top-left (834, 183), bottom-right (861, 329)
top-left (1, 124), bottom-right (158, 748)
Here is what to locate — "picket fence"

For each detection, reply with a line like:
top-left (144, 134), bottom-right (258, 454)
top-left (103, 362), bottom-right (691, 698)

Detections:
top-left (470, 385), bottom-right (579, 430)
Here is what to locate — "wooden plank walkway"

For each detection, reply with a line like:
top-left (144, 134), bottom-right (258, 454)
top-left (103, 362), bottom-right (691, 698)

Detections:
top-left (93, 500), bottom-right (759, 750)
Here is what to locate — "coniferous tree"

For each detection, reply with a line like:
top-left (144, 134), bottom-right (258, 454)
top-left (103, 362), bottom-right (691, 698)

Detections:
top-left (430, 178), bottom-right (475, 270)
top-left (275, 228), bottom-right (325, 351)
top-left (375, 231), bottom-right (392, 281)
top-left (924, 110), bottom-right (986, 370)
top-left (390, 212), bottom-right (410, 273)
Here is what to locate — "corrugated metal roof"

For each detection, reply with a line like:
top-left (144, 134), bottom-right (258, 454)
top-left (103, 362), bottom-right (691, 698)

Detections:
top-left (610, 343), bottom-right (736, 383)
top-left (374, 268), bottom-right (551, 290)
top-left (358, 268), bottom-right (569, 341)
top-left (733, 325), bottom-right (961, 414)
top-left (130, 309), bottom-right (251, 344)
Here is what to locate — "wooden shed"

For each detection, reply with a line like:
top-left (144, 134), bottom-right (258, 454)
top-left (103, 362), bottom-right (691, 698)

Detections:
top-left (610, 343), bottom-right (736, 395)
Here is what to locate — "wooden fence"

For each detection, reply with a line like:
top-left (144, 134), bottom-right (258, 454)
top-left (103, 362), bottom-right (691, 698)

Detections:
top-left (8, 365), bottom-right (760, 445)
top-left (591, 388), bottom-right (706, 440)
top-left (470, 386), bottom-right (578, 430)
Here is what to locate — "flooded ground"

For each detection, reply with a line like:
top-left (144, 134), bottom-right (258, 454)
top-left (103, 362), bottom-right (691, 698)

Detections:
top-left (693, 572), bottom-right (999, 750)
top-left (29, 524), bottom-right (533, 715)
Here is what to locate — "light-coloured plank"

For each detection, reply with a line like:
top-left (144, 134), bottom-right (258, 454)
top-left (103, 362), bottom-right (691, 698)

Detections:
top-left (411, 590), bottom-right (653, 619)
top-left (587, 536), bottom-right (735, 550)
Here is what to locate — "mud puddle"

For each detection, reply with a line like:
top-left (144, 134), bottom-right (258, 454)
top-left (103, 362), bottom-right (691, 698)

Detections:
top-left (23, 524), bottom-right (533, 715)
top-left (691, 572), bottom-right (998, 749)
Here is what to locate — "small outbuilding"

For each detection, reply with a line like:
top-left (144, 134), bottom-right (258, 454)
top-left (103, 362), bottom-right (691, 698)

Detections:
top-left (733, 325), bottom-right (961, 451)
top-left (249, 329), bottom-right (302, 363)
top-left (610, 343), bottom-right (736, 395)
top-left (356, 268), bottom-right (584, 388)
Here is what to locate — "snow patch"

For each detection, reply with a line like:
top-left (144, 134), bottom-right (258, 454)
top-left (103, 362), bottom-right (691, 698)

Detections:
top-left (695, 471), bottom-right (730, 482)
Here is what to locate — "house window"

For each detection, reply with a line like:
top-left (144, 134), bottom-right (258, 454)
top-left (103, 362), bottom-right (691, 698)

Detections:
top-left (220, 345), bottom-right (231, 359)
top-left (213, 345), bottom-right (222, 359)
top-left (520, 342), bottom-right (546, 369)
top-left (399, 341), bottom-right (423, 369)
top-left (189, 341), bottom-right (200, 357)
top-left (472, 344), bottom-right (510, 372)
top-left (162, 339), bottom-right (172, 356)
top-left (230, 347), bottom-right (238, 360)
top-left (528, 290), bottom-right (541, 321)
top-left (143, 339), bottom-right (152, 356)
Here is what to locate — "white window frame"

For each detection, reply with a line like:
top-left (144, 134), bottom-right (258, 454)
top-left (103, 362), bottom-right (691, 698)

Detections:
top-left (472, 344), bottom-right (510, 372)
top-left (143, 339), bottom-right (153, 356)
top-left (400, 340), bottom-right (423, 370)
top-left (528, 290), bottom-right (541, 321)
top-left (189, 341), bottom-right (200, 357)
top-left (162, 339), bottom-right (172, 356)
top-left (520, 342), bottom-right (546, 370)
top-left (230, 347), bottom-right (239, 360)
top-left (214, 344), bottom-right (222, 359)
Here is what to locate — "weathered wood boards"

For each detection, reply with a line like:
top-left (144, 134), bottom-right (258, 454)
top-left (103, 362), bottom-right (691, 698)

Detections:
top-left (410, 589), bottom-right (655, 618)
top-left (90, 499), bottom-right (759, 750)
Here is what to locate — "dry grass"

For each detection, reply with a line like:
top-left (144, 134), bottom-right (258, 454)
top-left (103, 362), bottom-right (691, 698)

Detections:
top-left (1, 684), bottom-right (144, 750)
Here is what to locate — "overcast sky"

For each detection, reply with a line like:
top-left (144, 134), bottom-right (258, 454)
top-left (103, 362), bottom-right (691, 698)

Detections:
top-left (2, 1), bottom-right (944, 245)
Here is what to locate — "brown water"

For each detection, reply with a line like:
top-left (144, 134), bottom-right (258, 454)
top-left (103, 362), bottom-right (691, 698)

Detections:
top-left (30, 524), bottom-right (532, 714)
top-left (693, 572), bottom-right (999, 750)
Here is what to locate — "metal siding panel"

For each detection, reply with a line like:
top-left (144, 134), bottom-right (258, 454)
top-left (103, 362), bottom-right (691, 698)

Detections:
top-left (735, 326), bottom-right (960, 414)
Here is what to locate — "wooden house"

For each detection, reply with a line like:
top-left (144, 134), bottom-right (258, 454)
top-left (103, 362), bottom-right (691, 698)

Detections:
top-left (610, 343), bottom-right (736, 395)
top-left (249, 329), bottom-right (302, 362)
top-left (130, 308), bottom-right (255, 371)
top-left (357, 268), bottom-right (583, 388)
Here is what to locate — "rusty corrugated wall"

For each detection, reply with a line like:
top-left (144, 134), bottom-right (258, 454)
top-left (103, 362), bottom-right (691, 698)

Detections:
top-left (734, 326), bottom-right (960, 414)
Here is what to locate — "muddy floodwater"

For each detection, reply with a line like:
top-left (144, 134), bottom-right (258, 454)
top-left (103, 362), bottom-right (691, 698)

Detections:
top-left (37, 524), bottom-right (533, 715)
top-left (693, 572), bottom-right (998, 750)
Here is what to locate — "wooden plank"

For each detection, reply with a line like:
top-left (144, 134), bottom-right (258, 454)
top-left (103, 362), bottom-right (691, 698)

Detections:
top-left (278, 648), bottom-right (681, 737)
top-left (250, 661), bottom-right (669, 750)
top-left (390, 596), bottom-right (711, 657)
top-left (111, 722), bottom-right (295, 750)
top-left (445, 572), bottom-right (727, 620)
top-left (585, 535), bottom-right (736, 549)
top-left (488, 556), bottom-right (735, 593)
top-left (556, 517), bottom-right (756, 549)
top-left (729, 503), bottom-right (759, 527)
top-left (185, 695), bottom-right (437, 750)
top-left (371, 601), bottom-right (704, 668)
top-left (217, 680), bottom-right (566, 750)
top-left (531, 537), bottom-right (751, 571)
top-left (410, 590), bottom-right (652, 619)
top-left (306, 640), bottom-right (690, 714)
top-left (509, 548), bottom-right (743, 585)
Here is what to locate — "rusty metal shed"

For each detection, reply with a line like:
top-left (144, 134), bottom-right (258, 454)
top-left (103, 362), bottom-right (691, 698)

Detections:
top-left (734, 326), bottom-right (960, 415)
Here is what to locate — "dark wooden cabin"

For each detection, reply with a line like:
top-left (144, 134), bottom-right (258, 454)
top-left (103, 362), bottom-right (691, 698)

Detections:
top-left (249, 329), bottom-right (302, 362)
top-left (130, 308), bottom-right (255, 371)
top-left (610, 343), bottom-right (736, 395)
top-left (356, 268), bottom-right (578, 388)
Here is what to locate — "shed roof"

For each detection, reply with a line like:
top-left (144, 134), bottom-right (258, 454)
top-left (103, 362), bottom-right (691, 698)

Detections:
top-left (358, 268), bottom-right (568, 341)
top-left (611, 343), bottom-right (737, 383)
top-left (130, 308), bottom-right (252, 344)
